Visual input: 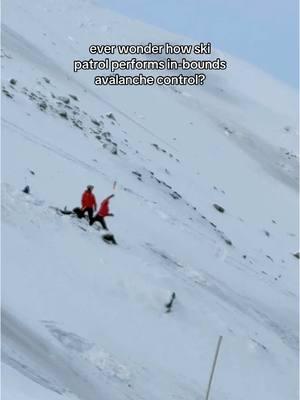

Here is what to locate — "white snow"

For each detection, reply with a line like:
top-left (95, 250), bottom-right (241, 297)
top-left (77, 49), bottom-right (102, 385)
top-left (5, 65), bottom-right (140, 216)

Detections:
top-left (1, 0), bottom-right (299, 399)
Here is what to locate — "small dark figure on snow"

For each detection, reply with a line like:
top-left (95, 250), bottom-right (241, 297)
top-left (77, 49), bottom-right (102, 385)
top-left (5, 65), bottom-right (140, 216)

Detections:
top-left (79, 185), bottom-right (97, 223)
top-left (165, 292), bottom-right (176, 313)
top-left (91, 194), bottom-right (115, 230)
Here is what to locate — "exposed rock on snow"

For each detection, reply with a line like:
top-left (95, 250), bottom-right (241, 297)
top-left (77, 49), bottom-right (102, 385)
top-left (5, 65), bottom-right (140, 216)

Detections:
top-left (213, 203), bottom-right (225, 213)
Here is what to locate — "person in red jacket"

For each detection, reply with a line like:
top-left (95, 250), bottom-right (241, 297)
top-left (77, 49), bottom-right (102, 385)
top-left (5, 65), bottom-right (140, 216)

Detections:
top-left (81, 185), bottom-right (97, 223)
top-left (91, 194), bottom-right (114, 230)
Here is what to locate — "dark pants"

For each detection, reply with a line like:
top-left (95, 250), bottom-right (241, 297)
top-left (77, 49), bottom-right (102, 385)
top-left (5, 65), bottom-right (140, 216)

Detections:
top-left (91, 215), bottom-right (108, 230)
top-left (74, 207), bottom-right (94, 223)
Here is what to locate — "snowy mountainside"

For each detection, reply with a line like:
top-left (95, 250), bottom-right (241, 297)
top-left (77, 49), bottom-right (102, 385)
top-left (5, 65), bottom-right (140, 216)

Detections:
top-left (1, 1), bottom-right (299, 400)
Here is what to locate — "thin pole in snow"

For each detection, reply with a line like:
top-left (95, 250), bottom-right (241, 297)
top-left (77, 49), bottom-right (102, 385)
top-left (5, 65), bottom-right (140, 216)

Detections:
top-left (205, 335), bottom-right (223, 400)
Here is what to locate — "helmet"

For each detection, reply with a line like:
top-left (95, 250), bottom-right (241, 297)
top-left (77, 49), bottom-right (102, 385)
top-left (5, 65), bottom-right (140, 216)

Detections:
top-left (87, 185), bottom-right (94, 190)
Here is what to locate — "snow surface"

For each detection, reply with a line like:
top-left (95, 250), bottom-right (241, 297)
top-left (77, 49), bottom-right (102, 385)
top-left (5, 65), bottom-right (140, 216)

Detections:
top-left (1, 1), bottom-right (299, 399)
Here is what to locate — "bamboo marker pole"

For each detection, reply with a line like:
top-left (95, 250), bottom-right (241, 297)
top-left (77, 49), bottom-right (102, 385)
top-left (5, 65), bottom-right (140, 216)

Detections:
top-left (205, 336), bottom-right (223, 400)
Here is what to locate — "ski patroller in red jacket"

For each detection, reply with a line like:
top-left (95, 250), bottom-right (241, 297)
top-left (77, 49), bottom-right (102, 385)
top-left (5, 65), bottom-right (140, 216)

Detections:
top-left (81, 190), bottom-right (97, 209)
top-left (97, 197), bottom-right (111, 217)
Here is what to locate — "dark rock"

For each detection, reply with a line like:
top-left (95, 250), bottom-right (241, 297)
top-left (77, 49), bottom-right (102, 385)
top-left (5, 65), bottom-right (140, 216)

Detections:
top-left (72, 119), bottom-right (83, 129)
top-left (110, 145), bottom-right (118, 155)
top-left (170, 191), bottom-right (182, 200)
top-left (91, 118), bottom-right (102, 127)
top-left (152, 143), bottom-right (159, 150)
top-left (264, 230), bottom-right (270, 237)
top-left (224, 126), bottom-right (234, 135)
top-left (69, 94), bottom-right (78, 101)
top-left (29, 170), bottom-right (35, 175)
top-left (9, 78), bottom-right (17, 86)
top-left (58, 111), bottom-right (68, 119)
top-left (162, 181), bottom-right (172, 189)
top-left (250, 339), bottom-right (268, 352)
top-left (2, 88), bottom-right (13, 98)
top-left (29, 92), bottom-right (37, 100)
top-left (58, 96), bottom-right (70, 104)
top-left (106, 112), bottom-right (116, 121)
top-left (38, 101), bottom-right (47, 111)
top-left (132, 171), bottom-right (142, 178)
top-left (213, 204), bottom-right (225, 213)
top-left (293, 252), bottom-right (300, 260)
top-left (22, 185), bottom-right (30, 194)
top-left (43, 77), bottom-right (51, 84)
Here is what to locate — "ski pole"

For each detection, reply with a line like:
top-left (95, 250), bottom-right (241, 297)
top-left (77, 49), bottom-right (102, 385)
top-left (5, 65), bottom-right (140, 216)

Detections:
top-left (205, 335), bottom-right (223, 400)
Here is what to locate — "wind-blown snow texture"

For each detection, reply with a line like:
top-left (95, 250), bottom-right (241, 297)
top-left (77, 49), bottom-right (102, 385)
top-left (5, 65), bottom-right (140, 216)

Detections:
top-left (1, 1), bottom-right (299, 399)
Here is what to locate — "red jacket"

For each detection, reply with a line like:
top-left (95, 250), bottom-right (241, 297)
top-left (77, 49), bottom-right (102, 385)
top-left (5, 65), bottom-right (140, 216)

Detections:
top-left (81, 190), bottom-right (96, 209)
top-left (97, 197), bottom-right (111, 217)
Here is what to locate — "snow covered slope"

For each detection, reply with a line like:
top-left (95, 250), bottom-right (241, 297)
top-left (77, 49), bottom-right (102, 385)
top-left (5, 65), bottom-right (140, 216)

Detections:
top-left (1, 1), bottom-right (299, 399)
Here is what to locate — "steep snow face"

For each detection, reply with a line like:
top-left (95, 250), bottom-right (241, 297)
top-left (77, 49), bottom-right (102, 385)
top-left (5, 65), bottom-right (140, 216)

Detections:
top-left (1, 1), bottom-right (299, 400)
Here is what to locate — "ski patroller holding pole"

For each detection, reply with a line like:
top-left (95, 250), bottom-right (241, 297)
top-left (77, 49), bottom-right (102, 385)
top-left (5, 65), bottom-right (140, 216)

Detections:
top-left (204, 335), bottom-right (223, 400)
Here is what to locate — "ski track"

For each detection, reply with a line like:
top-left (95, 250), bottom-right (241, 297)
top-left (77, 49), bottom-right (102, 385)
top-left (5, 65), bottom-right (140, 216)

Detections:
top-left (2, 310), bottom-right (142, 400)
top-left (2, 309), bottom-right (101, 400)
